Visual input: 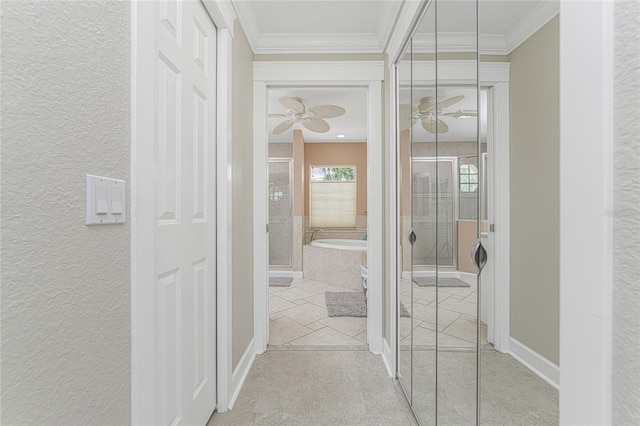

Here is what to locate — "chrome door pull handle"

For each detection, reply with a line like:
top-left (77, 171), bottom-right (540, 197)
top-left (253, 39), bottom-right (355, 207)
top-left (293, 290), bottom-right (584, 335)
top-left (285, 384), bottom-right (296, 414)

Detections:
top-left (409, 230), bottom-right (417, 246)
top-left (471, 239), bottom-right (487, 273)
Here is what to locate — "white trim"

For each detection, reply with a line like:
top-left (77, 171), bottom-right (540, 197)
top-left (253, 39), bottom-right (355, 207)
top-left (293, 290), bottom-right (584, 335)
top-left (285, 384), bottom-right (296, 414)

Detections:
top-left (381, 338), bottom-right (395, 378)
top-left (385, 0), bottom-right (428, 66)
top-left (559, 1), bottom-right (614, 423)
top-left (228, 338), bottom-right (257, 410)
top-left (388, 63), bottom-right (399, 377)
top-left (253, 61), bottom-right (386, 358)
top-left (412, 32), bottom-right (507, 55)
top-left (376, 1), bottom-right (404, 52)
top-left (505, 0), bottom-right (559, 55)
top-left (215, 28), bottom-right (234, 413)
top-left (253, 81), bottom-right (269, 354)
top-left (202, 0), bottom-right (236, 33)
top-left (268, 270), bottom-right (304, 279)
top-left (367, 80), bottom-right (383, 354)
top-left (230, 0), bottom-right (259, 50)
top-left (398, 60), bottom-right (510, 85)
top-left (488, 82), bottom-right (510, 353)
top-left (509, 337), bottom-right (559, 390)
top-left (255, 33), bottom-right (382, 55)
top-left (253, 61), bottom-right (384, 83)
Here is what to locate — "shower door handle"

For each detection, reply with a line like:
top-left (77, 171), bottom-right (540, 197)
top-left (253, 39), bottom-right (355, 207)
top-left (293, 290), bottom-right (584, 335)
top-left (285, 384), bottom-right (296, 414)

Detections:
top-left (409, 230), bottom-right (417, 246)
top-left (471, 239), bottom-right (487, 273)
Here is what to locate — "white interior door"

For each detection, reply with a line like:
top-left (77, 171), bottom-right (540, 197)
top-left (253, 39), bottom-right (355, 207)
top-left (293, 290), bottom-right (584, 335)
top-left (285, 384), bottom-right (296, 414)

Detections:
top-left (134, 1), bottom-right (217, 424)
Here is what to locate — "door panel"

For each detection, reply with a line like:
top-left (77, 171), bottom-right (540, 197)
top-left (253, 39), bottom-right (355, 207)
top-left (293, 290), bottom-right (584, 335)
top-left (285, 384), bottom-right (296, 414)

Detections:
top-left (153, 1), bottom-right (217, 424)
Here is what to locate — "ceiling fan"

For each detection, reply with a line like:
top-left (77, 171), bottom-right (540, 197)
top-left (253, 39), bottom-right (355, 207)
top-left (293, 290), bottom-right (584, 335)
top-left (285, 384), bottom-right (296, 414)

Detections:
top-left (400, 95), bottom-right (477, 134)
top-left (269, 96), bottom-right (346, 135)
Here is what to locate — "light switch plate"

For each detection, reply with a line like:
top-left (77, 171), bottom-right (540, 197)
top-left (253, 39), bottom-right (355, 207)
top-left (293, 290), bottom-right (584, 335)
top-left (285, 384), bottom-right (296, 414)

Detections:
top-left (86, 174), bottom-right (126, 225)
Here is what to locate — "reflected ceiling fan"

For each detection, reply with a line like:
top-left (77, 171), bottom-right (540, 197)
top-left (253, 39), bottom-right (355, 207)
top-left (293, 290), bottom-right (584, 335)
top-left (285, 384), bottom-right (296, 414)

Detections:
top-left (400, 95), bottom-right (477, 134)
top-left (269, 96), bottom-right (346, 135)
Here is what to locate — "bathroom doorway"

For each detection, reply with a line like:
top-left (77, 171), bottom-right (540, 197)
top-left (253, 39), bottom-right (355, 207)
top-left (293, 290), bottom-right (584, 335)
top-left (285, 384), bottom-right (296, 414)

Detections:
top-left (266, 87), bottom-right (371, 348)
top-left (252, 61), bottom-right (385, 354)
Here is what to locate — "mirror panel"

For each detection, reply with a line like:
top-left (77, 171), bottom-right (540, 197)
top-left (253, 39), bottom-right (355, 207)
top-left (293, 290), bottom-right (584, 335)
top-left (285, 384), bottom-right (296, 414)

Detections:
top-left (397, 39), bottom-right (413, 404)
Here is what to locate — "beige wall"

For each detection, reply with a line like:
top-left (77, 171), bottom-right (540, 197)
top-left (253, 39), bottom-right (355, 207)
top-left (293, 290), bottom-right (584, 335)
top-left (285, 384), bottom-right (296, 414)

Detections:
top-left (1, 2), bottom-right (131, 423)
top-left (613, 1), bottom-right (640, 423)
top-left (231, 20), bottom-right (255, 369)
top-left (508, 16), bottom-right (560, 365)
top-left (304, 143), bottom-right (368, 216)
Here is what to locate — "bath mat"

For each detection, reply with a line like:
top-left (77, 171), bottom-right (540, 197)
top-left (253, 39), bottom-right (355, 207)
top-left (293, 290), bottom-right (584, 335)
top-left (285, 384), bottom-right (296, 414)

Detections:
top-left (325, 291), bottom-right (410, 317)
top-left (413, 277), bottom-right (470, 288)
top-left (269, 277), bottom-right (293, 287)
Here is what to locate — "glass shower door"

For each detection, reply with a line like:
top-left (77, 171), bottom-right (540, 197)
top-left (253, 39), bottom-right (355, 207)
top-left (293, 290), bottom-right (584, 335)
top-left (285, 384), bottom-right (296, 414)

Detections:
top-left (268, 159), bottom-right (293, 268)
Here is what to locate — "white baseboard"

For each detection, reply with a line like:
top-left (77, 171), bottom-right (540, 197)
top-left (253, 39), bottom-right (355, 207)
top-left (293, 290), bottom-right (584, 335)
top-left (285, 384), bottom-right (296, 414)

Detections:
top-left (228, 338), bottom-right (256, 410)
top-left (268, 270), bottom-right (303, 278)
top-left (508, 337), bottom-right (559, 389)
top-left (381, 338), bottom-right (394, 378)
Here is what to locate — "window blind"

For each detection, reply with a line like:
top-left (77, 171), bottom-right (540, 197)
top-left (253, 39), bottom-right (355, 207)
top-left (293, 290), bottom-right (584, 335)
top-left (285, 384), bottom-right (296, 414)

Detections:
top-left (309, 181), bottom-right (356, 228)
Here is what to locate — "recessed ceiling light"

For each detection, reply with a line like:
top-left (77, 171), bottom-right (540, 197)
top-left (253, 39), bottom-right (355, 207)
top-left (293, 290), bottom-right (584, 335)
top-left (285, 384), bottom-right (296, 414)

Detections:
top-left (336, 134), bottom-right (347, 139)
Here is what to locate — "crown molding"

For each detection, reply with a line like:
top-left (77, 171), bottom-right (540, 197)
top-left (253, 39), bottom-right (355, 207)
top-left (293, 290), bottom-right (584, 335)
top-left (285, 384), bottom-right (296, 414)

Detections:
top-left (254, 60), bottom-right (384, 83)
top-left (254, 33), bottom-right (383, 54)
top-left (505, 0), bottom-right (559, 54)
top-left (376, 0), bottom-right (404, 52)
top-left (231, 0), bottom-right (259, 50)
top-left (412, 32), bottom-right (508, 55)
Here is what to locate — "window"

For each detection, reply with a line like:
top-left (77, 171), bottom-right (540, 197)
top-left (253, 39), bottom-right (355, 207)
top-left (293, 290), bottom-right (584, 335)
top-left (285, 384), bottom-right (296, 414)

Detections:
top-left (309, 166), bottom-right (356, 228)
top-left (459, 163), bottom-right (478, 192)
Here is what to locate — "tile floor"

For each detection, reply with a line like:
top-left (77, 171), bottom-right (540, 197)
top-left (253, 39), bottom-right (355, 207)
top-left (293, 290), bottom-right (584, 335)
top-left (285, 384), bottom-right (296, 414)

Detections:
top-left (398, 275), bottom-right (489, 350)
top-left (269, 278), bottom-right (368, 348)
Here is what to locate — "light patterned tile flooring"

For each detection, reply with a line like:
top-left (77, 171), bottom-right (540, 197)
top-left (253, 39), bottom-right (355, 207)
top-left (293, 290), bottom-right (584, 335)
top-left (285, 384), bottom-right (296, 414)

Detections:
top-left (268, 278), bottom-right (366, 347)
top-left (399, 275), bottom-right (489, 349)
top-left (269, 275), bottom-right (487, 348)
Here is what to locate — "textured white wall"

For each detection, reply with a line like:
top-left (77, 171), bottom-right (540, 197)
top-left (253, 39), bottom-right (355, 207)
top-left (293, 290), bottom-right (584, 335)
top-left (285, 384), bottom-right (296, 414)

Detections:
top-left (613, 1), bottom-right (640, 424)
top-left (1, 2), bottom-right (131, 424)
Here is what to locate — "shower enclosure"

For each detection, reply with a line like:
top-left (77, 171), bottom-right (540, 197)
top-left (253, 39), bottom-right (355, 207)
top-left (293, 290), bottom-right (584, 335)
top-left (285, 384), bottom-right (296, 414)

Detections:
top-left (268, 158), bottom-right (293, 268)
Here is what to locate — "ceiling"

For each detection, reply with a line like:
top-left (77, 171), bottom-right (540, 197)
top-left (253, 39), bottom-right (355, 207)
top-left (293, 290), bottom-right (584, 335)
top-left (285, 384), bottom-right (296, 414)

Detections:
top-left (237, 0), bottom-right (557, 142)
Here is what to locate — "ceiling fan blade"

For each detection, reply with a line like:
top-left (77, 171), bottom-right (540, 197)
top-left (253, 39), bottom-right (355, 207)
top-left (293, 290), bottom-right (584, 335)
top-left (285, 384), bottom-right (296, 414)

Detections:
top-left (421, 117), bottom-right (449, 134)
top-left (437, 95), bottom-right (464, 110)
top-left (279, 96), bottom-right (305, 113)
top-left (436, 119), bottom-right (449, 133)
top-left (268, 113), bottom-right (287, 117)
top-left (443, 109), bottom-right (477, 119)
top-left (421, 118), bottom-right (438, 134)
top-left (273, 120), bottom-right (293, 135)
top-left (302, 118), bottom-right (330, 133)
top-left (308, 105), bottom-right (345, 119)
top-left (399, 104), bottom-right (417, 131)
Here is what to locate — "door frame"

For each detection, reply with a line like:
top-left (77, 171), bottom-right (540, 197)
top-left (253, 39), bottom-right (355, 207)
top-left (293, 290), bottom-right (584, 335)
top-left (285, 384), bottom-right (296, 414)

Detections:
top-left (130, 1), bottom-right (236, 422)
top-left (253, 61), bottom-right (385, 355)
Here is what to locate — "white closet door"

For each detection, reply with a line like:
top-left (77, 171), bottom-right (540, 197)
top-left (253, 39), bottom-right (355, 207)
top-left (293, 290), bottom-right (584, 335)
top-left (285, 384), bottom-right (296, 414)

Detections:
top-left (134, 1), bottom-right (217, 424)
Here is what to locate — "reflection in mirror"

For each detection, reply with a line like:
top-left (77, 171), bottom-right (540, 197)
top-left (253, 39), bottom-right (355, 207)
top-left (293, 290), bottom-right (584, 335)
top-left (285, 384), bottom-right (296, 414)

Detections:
top-left (396, 39), bottom-right (413, 407)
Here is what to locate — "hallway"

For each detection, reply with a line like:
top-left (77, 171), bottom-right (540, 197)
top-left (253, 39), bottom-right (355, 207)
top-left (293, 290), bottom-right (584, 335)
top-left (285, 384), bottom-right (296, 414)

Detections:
top-left (208, 351), bottom-right (416, 426)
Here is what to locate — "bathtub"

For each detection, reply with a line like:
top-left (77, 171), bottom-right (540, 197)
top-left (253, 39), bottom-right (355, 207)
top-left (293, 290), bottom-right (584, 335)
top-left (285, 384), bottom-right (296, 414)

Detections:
top-left (310, 238), bottom-right (367, 251)
top-left (303, 239), bottom-right (367, 290)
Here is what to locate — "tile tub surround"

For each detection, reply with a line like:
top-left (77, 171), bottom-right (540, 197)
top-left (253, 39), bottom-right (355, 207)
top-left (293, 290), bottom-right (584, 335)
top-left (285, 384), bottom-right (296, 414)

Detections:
top-left (303, 243), bottom-right (367, 291)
